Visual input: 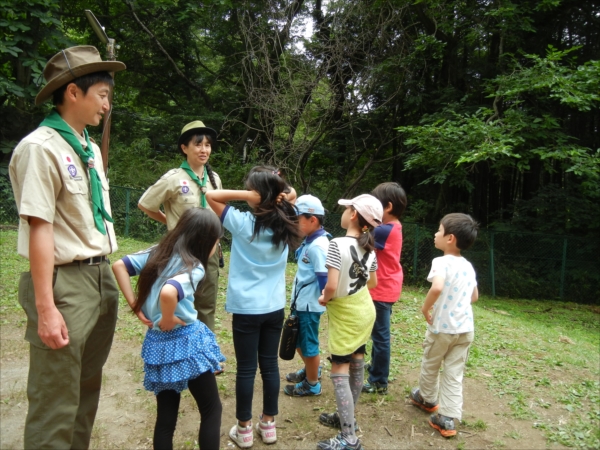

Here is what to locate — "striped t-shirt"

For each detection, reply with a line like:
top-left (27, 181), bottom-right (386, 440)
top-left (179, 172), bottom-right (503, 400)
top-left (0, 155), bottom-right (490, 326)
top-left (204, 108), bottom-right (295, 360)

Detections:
top-left (325, 236), bottom-right (377, 298)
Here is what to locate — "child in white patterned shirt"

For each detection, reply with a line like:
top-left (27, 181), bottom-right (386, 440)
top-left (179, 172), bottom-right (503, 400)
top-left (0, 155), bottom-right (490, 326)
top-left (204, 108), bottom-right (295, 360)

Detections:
top-left (409, 213), bottom-right (479, 438)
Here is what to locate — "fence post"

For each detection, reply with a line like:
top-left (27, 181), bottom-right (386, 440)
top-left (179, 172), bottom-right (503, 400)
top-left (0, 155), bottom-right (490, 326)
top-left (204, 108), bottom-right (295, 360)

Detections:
top-left (490, 231), bottom-right (496, 297)
top-left (560, 238), bottom-right (567, 300)
top-left (124, 188), bottom-right (130, 238)
top-left (413, 224), bottom-right (419, 279)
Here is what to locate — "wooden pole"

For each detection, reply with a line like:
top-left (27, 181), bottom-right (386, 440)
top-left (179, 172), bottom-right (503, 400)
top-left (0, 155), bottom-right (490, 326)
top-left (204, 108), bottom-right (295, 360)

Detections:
top-left (101, 38), bottom-right (116, 174)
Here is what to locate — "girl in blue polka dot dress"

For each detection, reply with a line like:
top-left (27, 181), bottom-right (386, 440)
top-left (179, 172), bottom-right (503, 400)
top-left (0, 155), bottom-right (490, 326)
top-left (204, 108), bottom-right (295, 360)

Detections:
top-left (112, 207), bottom-right (225, 450)
top-left (409, 213), bottom-right (479, 438)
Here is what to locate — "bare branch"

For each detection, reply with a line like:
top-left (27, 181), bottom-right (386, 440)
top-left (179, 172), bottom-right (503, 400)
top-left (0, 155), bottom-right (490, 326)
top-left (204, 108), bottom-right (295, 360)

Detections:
top-left (124, 0), bottom-right (213, 110)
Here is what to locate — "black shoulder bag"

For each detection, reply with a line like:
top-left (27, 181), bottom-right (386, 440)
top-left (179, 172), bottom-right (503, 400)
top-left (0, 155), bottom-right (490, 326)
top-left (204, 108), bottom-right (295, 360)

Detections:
top-left (279, 281), bottom-right (306, 360)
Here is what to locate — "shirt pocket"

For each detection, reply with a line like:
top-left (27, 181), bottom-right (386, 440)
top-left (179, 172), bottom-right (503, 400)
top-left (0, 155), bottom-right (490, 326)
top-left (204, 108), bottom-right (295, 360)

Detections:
top-left (61, 174), bottom-right (90, 229)
top-left (63, 177), bottom-right (89, 196)
top-left (175, 189), bottom-right (197, 206)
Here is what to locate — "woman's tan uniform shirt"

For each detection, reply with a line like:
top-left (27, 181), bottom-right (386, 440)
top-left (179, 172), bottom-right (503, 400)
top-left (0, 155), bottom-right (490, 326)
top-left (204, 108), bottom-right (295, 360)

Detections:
top-left (138, 168), bottom-right (223, 230)
top-left (9, 126), bottom-right (117, 264)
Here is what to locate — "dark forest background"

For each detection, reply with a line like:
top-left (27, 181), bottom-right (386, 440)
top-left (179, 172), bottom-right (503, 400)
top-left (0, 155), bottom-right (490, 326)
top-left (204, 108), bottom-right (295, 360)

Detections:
top-left (1, 0), bottom-right (599, 237)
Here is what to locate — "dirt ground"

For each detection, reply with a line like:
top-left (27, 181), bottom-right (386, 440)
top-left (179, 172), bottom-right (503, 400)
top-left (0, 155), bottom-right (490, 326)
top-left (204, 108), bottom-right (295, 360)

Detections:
top-left (0, 298), bottom-right (568, 450)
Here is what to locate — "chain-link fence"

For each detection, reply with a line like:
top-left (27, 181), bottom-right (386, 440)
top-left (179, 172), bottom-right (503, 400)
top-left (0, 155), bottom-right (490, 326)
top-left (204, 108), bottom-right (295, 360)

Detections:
top-left (1, 183), bottom-right (598, 303)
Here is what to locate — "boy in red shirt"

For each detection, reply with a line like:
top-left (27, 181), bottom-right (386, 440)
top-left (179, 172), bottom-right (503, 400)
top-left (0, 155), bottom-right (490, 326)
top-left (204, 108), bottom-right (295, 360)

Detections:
top-left (362, 182), bottom-right (407, 394)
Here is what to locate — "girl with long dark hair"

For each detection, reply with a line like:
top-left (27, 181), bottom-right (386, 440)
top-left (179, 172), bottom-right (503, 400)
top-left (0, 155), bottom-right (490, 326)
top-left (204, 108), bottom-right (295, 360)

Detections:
top-left (206, 165), bottom-right (302, 448)
top-left (112, 208), bottom-right (225, 450)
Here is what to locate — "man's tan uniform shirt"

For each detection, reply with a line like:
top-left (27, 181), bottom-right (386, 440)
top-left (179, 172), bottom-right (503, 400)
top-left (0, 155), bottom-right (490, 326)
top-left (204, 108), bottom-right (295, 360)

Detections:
top-left (9, 126), bottom-right (117, 265)
top-left (139, 168), bottom-right (223, 231)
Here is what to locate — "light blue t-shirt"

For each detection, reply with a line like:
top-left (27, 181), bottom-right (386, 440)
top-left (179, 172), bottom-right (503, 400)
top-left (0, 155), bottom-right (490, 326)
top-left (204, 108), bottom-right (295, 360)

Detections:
top-left (222, 205), bottom-right (288, 314)
top-left (122, 248), bottom-right (205, 330)
top-left (292, 228), bottom-right (329, 312)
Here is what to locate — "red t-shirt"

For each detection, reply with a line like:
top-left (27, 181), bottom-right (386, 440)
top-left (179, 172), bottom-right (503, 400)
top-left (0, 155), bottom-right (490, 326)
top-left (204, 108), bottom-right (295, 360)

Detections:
top-left (369, 222), bottom-right (403, 302)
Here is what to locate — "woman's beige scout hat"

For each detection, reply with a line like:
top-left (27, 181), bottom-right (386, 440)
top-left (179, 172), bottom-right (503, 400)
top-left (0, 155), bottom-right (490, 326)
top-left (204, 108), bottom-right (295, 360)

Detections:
top-left (35, 45), bottom-right (126, 106)
top-left (178, 121), bottom-right (218, 149)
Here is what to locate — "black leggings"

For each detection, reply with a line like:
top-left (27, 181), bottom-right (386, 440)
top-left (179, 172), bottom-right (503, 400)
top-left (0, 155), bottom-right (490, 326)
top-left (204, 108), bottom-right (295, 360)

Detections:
top-left (153, 371), bottom-right (222, 450)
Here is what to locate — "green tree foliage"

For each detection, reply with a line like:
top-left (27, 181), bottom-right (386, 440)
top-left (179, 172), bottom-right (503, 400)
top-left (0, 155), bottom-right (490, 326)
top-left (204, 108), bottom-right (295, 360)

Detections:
top-left (0, 0), bottom-right (598, 236)
top-left (0, 0), bottom-right (73, 154)
top-left (398, 45), bottom-right (599, 233)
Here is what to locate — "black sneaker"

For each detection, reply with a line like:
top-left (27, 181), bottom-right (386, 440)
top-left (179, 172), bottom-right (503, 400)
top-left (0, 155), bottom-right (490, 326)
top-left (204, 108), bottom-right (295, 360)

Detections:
top-left (283, 379), bottom-right (322, 397)
top-left (409, 387), bottom-right (439, 413)
top-left (317, 432), bottom-right (363, 450)
top-left (319, 412), bottom-right (359, 432)
top-left (361, 381), bottom-right (387, 394)
top-left (286, 366), bottom-right (322, 383)
top-left (429, 413), bottom-right (456, 438)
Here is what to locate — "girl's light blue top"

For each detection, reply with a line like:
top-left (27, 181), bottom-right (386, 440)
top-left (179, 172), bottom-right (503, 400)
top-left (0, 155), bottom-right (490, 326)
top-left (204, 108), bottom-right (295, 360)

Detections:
top-left (222, 205), bottom-right (288, 314)
top-left (122, 248), bottom-right (204, 330)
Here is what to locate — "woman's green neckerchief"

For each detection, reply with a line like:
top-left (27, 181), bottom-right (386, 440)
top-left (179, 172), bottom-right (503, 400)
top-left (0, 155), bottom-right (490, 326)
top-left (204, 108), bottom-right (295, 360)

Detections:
top-left (39, 110), bottom-right (113, 235)
top-left (179, 160), bottom-right (208, 208)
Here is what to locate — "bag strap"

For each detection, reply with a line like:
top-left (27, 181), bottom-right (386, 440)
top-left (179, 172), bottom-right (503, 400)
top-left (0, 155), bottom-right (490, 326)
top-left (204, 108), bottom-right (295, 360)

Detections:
top-left (291, 278), bottom-right (310, 313)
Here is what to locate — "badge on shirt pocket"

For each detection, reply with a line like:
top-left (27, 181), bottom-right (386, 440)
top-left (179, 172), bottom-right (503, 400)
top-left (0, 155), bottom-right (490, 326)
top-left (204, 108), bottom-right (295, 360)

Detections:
top-left (180, 179), bottom-right (191, 194)
top-left (62, 154), bottom-right (82, 180)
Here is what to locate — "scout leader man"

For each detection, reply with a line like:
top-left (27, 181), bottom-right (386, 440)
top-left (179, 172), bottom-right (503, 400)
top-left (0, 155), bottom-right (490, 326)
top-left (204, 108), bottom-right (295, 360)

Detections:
top-left (9, 46), bottom-right (126, 449)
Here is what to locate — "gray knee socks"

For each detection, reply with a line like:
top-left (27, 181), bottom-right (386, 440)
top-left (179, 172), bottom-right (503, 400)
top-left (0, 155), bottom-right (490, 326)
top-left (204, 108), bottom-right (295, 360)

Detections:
top-left (349, 358), bottom-right (365, 407)
top-left (330, 373), bottom-right (356, 440)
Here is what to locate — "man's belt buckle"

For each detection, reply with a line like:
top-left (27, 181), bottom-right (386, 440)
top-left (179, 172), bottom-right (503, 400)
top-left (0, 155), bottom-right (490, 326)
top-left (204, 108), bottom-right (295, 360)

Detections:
top-left (87, 256), bottom-right (106, 265)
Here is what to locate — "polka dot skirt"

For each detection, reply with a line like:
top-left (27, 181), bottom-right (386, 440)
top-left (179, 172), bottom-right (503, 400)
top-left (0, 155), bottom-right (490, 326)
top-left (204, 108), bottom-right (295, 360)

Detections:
top-left (141, 320), bottom-right (226, 395)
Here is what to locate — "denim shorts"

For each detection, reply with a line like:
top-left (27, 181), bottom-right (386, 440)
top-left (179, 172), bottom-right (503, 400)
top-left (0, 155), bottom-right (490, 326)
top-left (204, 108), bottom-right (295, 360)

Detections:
top-left (329, 344), bottom-right (367, 364)
top-left (296, 310), bottom-right (323, 357)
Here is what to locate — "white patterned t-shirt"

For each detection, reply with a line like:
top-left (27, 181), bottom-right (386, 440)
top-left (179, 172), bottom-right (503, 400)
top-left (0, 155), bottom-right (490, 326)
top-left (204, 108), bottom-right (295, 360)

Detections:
top-left (427, 255), bottom-right (477, 334)
top-left (325, 236), bottom-right (377, 299)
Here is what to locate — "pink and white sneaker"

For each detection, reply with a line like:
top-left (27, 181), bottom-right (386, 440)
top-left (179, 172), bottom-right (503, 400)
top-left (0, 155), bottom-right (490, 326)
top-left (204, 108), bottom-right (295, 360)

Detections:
top-left (255, 415), bottom-right (277, 444)
top-left (229, 422), bottom-right (254, 448)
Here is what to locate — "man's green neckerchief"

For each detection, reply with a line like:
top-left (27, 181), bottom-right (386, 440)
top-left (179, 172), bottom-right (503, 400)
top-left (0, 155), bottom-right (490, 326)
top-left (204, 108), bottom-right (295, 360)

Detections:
top-left (39, 110), bottom-right (113, 235)
top-left (180, 160), bottom-right (208, 208)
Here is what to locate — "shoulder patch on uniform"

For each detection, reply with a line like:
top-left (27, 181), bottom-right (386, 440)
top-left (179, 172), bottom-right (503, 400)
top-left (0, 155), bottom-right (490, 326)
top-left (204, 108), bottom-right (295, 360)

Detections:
top-left (160, 168), bottom-right (181, 180)
top-left (27, 127), bottom-right (55, 145)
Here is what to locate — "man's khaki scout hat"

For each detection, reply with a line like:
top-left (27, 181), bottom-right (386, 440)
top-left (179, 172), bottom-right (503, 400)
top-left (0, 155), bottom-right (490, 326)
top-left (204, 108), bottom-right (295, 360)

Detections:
top-left (35, 45), bottom-right (126, 106)
top-left (178, 121), bottom-right (218, 150)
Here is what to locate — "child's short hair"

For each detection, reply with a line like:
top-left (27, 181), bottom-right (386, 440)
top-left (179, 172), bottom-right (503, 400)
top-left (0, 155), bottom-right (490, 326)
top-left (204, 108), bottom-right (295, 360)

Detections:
top-left (300, 213), bottom-right (324, 226)
top-left (440, 213), bottom-right (479, 250)
top-left (371, 182), bottom-right (407, 219)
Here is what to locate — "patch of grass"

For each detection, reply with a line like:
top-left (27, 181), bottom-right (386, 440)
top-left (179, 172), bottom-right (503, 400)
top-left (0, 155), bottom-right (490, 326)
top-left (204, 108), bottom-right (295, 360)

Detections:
top-left (218, 328), bottom-right (233, 345)
top-left (537, 380), bottom-right (600, 449)
top-left (504, 430), bottom-right (521, 440)
top-left (462, 418), bottom-right (487, 431)
top-left (0, 230), bottom-right (29, 314)
top-left (535, 377), bottom-right (551, 387)
top-left (0, 380), bottom-right (26, 405)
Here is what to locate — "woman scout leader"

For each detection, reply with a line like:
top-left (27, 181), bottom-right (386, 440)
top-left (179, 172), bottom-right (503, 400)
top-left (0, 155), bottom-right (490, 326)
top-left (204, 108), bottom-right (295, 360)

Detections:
top-left (138, 121), bottom-right (223, 334)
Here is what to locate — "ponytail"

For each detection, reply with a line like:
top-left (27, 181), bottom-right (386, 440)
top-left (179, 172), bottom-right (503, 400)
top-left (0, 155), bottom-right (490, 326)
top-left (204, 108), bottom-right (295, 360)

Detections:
top-left (245, 166), bottom-right (302, 251)
top-left (354, 208), bottom-right (375, 253)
